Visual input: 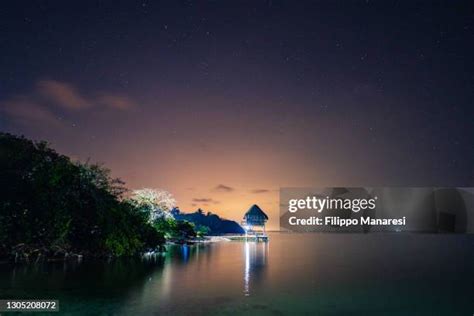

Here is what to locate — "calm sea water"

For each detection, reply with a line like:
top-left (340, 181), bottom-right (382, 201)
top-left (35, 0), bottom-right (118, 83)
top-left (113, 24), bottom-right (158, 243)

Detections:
top-left (1, 233), bottom-right (473, 315)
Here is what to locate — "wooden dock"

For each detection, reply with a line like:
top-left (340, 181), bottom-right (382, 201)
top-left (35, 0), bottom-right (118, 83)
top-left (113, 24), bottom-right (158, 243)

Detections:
top-left (225, 235), bottom-right (269, 242)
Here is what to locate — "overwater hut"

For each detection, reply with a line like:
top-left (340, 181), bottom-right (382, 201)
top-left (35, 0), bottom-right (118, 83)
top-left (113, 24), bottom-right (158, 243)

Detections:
top-left (243, 204), bottom-right (269, 237)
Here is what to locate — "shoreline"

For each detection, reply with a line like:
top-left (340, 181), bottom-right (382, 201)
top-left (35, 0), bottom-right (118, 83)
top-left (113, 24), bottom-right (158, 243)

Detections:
top-left (0, 236), bottom-right (235, 264)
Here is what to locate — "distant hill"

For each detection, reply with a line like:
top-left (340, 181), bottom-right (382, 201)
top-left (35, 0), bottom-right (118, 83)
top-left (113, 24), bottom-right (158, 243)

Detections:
top-left (172, 208), bottom-right (244, 235)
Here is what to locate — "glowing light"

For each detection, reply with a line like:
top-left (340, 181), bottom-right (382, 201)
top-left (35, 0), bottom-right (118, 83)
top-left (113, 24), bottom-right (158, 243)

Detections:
top-left (244, 241), bottom-right (250, 296)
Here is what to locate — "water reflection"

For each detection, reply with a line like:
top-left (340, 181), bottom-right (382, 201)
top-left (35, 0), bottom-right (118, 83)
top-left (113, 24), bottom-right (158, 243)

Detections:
top-left (244, 241), bottom-right (269, 296)
top-left (182, 244), bottom-right (189, 262)
top-left (2, 234), bottom-right (474, 315)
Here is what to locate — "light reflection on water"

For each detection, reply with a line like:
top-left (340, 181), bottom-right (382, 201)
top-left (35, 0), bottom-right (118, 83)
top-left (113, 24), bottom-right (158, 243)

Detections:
top-left (1, 233), bottom-right (474, 315)
top-left (244, 241), bottom-right (269, 296)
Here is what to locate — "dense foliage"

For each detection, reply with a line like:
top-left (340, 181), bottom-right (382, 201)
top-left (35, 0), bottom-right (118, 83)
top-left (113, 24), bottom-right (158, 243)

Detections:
top-left (130, 189), bottom-right (198, 242)
top-left (0, 133), bottom-right (164, 259)
top-left (129, 188), bottom-right (176, 222)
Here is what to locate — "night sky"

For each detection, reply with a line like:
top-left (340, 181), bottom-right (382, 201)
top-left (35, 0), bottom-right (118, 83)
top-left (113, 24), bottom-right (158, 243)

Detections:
top-left (1, 1), bottom-right (473, 228)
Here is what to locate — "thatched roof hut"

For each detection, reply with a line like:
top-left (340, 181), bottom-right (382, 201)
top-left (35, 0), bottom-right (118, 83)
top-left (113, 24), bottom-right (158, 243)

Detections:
top-left (243, 204), bottom-right (268, 226)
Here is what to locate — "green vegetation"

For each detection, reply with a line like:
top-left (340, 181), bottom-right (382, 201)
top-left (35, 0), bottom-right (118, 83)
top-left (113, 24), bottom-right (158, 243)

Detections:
top-left (0, 133), bottom-right (213, 262)
top-left (129, 189), bottom-right (200, 243)
top-left (152, 218), bottom-right (195, 240)
top-left (0, 133), bottom-right (167, 260)
top-left (194, 224), bottom-right (210, 238)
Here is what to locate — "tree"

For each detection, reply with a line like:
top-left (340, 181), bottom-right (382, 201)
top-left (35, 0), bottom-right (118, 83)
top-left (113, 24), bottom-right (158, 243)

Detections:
top-left (195, 225), bottom-right (210, 238)
top-left (0, 133), bottom-right (164, 259)
top-left (171, 221), bottom-right (196, 241)
top-left (152, 217), bottom-right (177, 239)
top-left (129, 188), bottom-right (176, 222)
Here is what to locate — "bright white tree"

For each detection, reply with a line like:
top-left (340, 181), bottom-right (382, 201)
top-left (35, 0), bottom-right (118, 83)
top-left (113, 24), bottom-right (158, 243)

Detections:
top-left (130, 188), bottom-right (177, 222)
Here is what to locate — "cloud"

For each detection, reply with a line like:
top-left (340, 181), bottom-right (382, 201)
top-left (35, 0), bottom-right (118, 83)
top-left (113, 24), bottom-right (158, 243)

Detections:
top-left (1, 96), bottom-right (63, 127)
top-left (97, 94), bottom-right (136, 110)
top-left (192, 198), bottom-right (220, 204)
top-left (193, 198), bottom-right (212, 202)
top-left (37, 80), bottom-right (91, 110)
top-left (1, 79), bottom-right (137, 131)
top-left (251, 189), bottom-right (270, 194)
top-left (213, 184), bottom-right (234, 192)
top-left (1, 80), bottom-right (135, 127)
